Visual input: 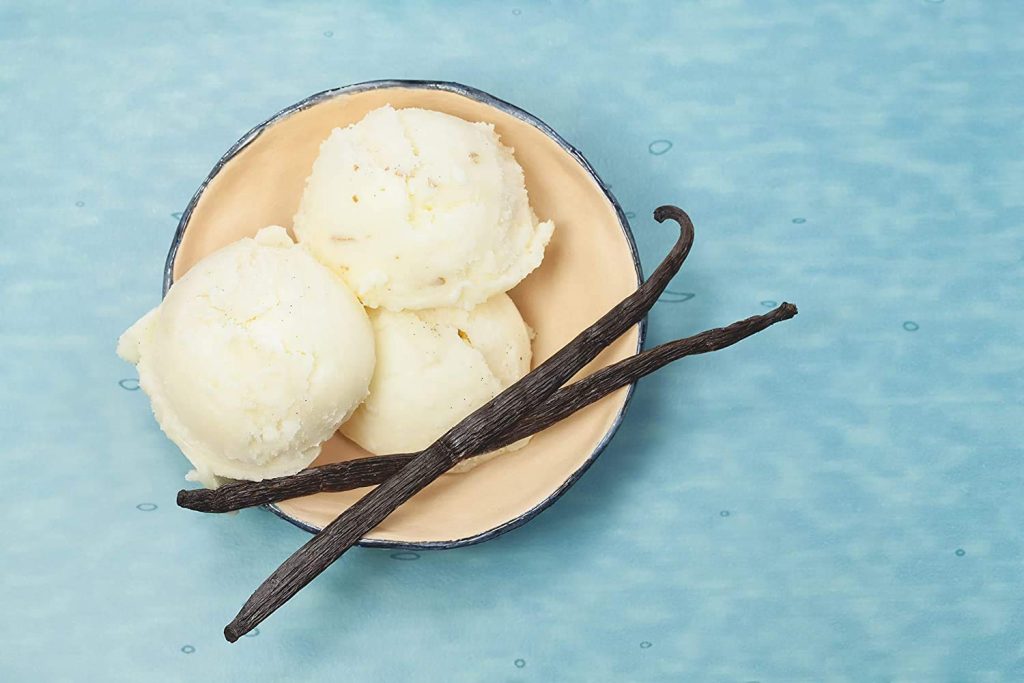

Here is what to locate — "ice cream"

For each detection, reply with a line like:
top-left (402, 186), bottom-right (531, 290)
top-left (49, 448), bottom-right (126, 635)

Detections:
top-left (292, 105), bottom-right (554, 311)
top-left (117, 226), bottom-right (375, 485)
top-left (341, 292), bottom-right (532, 471)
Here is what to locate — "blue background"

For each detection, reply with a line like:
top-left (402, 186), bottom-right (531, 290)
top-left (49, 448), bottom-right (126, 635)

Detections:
top-left (2, 1), bottom-right (1022, 680)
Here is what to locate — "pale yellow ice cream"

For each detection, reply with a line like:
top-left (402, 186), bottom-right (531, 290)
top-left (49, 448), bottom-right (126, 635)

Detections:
top-left (117, 226), bottom-right (375, 485)
top-left (293, 105), bottom-right (554, 311)
top-left (341, 293), bottom-right (532, 471)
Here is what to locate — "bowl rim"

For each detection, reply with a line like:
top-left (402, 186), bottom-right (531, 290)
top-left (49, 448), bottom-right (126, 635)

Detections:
top-left (164, 79), bottom-right (646, 550)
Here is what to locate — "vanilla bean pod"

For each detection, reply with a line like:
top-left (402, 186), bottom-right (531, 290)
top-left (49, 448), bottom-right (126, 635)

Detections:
top-left (180, 302), bottom-right (796, 514)
top-left (222, 206), bottom-right (695, 641)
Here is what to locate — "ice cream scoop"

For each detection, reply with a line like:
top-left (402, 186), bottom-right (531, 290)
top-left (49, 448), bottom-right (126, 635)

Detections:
top-left (340, 292), bottom-right (532, 471)
top-left (118, 226), bottom-right (375, 485)
top-left (293, 105), bottom-right (554, 311)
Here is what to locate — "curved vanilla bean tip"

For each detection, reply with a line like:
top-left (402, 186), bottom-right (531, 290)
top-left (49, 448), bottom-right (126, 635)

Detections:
top-left (653, 204), bottom-right (691, 227)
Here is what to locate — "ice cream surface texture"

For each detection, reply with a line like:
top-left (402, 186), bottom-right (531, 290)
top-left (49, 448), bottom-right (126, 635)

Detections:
top-left (293, 105), bottom-right (555, 311)
top-left (117, 226), bottom-right (375, 484)
top-left (341, 292), bottom-right (532, 471)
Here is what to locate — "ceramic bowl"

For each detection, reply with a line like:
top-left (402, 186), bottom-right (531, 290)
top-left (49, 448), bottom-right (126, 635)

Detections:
top-left (166, 80), bottom-right (644, 549)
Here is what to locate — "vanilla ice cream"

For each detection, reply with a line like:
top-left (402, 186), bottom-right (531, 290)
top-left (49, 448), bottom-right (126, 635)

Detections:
top-left (341, 292), bottom-right (532, 471)
top-left (117, 226), bottom-right (375, 485)
top-left (293, 105), bottom-right (555, 311)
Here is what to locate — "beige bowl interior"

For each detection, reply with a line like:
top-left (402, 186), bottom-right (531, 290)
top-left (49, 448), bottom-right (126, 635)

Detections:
top-left (172, 86), bottom-right (641, 544)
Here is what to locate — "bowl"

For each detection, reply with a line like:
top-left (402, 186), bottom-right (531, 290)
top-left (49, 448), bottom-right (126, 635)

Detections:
top-left (166, 80), bottom-right (644, 549)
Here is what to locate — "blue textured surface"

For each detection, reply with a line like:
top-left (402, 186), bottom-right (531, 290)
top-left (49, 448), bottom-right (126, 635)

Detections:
top-left (2, 1), bottom-right (1022, 680)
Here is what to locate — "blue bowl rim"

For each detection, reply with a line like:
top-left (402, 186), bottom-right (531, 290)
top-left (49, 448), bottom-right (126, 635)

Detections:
top-left (163, 79), bottom-right (646, 550)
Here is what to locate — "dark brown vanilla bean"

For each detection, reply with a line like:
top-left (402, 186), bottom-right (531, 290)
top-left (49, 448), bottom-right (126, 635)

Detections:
top-left (179, 303), bottom-right (797, 514)
top-left (222, 206), bottom-right (695, 642)
top-left (179, 455), bottom-right (415, 513)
